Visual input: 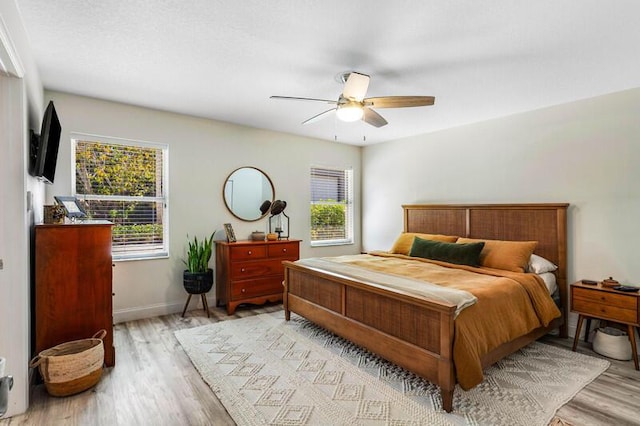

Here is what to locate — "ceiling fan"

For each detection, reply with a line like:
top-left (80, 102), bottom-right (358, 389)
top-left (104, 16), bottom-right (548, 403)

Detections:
top-left (270, 71), bottom-right (435, 128)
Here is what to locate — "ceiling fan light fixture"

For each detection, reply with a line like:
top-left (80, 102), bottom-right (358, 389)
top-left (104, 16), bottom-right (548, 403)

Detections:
top-left (335, 104), bottom-right (363, 122)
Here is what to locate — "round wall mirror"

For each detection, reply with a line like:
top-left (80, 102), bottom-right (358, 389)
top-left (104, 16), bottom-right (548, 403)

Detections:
top-left (223, 166), bottom-right (275, 222)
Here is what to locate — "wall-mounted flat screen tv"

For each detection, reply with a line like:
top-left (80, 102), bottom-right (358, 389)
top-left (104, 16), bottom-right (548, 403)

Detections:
top-left (29, 101), bottom-right (61, 184)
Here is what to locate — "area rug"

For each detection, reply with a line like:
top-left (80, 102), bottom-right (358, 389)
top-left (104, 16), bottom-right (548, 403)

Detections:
top-left (175, 312), bottom-right (609, 426)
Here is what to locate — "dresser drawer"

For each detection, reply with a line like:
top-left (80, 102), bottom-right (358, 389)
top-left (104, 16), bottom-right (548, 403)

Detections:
top-left (230, 259), bottom-right (286, 280)
top-left (230, 245), bottom-right (267, 261)
top-left (572, 298), bottom-right (637, 324)
top-left (230, 276), bottom-right (284, 300)
top-left (573, 287), bottom-right (637, 310)
top-left (268, 242), bottom-right (300, 259)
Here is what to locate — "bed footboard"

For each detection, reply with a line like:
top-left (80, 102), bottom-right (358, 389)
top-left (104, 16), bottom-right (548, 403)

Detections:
top-left (283, 262), bottom-right (457, 412)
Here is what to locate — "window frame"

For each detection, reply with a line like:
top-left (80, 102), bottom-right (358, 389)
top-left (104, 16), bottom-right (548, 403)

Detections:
top-left (71, 132), bottom-right (169, 261)
top-left (309, 165), bottom-right (354, 247)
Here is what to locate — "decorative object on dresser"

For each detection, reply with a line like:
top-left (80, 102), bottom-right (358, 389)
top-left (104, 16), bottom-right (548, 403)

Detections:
top-left (182, 233), bottom-right (215, 318)
top-left (571, 280), bottom-right (639, 370)
top-left (268, 199), bottom-right (289, 240)
top-left (34, 222), bottom-right (115, 367)
top-left (601, 276), bottom-right (620, 287)
top-left (53, 195), bottom-right (86, 219)
top-left (223, 223), bottom-right (237, 243)
top-left (250, 230), bottom-right (265, 241)
top-left (215, 239), bottom-right (300, 314)
top-left (43, 204), bottom-right (65, 224)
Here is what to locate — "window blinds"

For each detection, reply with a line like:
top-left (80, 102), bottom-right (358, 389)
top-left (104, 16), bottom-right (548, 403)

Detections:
top-left (310, 166), bottom-right (353, 245)
top-left (74, 139), bottom-right (167, 258)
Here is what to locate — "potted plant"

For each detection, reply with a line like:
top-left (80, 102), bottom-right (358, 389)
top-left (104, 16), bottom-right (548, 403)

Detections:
top-left (183, 233), bottom-right (214, 294)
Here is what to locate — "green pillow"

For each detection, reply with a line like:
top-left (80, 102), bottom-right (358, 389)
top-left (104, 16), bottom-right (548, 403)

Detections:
top-left (409, 237), bottom-right (485, 267)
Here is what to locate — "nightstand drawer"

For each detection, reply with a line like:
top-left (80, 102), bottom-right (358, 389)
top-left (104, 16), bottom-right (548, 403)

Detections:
top-left (572, 298), bottom-right (637, 323)
top-left (573, 287), bottom-right (637, 310)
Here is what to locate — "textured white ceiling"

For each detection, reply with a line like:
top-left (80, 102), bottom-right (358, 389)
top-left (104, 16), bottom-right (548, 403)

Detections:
top-left (15, 0), bottom-right (640, 145)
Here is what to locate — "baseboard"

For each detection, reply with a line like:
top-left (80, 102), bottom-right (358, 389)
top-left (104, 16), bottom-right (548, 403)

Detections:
top-left (113, 296), bottom-right (217, 324)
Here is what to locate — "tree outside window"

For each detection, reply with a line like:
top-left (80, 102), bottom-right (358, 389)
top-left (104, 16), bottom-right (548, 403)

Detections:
top-left (73, 136), bottom-right (168, 259)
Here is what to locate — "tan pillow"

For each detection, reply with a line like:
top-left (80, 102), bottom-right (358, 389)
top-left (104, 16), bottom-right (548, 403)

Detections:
top-left (390, 232), bottom-right (459, 255)
top-left (456, 238), bottom-right (537, 273)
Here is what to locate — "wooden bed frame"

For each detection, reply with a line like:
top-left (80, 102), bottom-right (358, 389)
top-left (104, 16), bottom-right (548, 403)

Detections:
top-left (283, 203), bottom-right (568, 412)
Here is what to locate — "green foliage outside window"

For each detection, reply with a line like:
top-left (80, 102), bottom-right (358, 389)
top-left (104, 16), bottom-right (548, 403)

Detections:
top-left (76, 142), bottom-right (164, 246)
top-left (311, 200), bottom-right (346, 240)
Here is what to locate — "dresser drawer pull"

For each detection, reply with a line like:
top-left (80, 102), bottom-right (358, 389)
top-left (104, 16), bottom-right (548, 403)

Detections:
top-left (247, 250), bottom-right (252, 255)
top-left (241, 288), bottom-right (246, 293)
top-left (282, 248), bottom-right (287, 253)
top-left (241, 268), bottom-right (246, 272)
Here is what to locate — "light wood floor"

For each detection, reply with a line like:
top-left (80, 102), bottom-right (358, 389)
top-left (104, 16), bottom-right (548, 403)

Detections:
top-left (3, 304), bottom-right (639, 425)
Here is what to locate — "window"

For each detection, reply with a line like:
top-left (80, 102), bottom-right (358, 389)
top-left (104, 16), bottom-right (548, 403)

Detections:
top-left (72, 134), bottom-right (169, 260)
top-left (310, 166), bottom-right (353, 246)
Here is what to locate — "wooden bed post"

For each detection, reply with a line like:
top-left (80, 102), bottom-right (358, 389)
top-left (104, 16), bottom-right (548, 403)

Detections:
top-left (439, 309), bottom-right (456, 412)
top-left (283, 267), bottom-right (291, 321)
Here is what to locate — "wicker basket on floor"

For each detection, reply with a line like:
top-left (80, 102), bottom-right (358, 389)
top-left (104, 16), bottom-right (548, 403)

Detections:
top-left (29, 330), bottom-right (106, 397)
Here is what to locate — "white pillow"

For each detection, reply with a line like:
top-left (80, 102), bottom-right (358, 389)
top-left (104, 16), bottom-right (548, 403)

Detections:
top-left (538, 272), bottom-right (558, 295)
top-left (527, 254), bottom-right (557, 274)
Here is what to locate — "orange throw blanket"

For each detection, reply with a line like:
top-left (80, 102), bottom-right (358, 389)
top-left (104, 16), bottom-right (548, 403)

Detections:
top-left (337, 252), bottom-right (561, 389)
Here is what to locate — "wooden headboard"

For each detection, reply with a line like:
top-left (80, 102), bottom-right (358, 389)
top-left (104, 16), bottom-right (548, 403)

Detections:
top-left (403, 203), bottom-right (569, 336)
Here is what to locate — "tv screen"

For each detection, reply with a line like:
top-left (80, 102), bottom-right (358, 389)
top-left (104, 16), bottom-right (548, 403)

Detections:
top-left (30, 101), bottom-right (61, 184)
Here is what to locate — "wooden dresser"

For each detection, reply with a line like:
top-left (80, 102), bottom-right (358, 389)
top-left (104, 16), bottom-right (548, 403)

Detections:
top-left (216, 239), bottom-right (301, 314)
top-left (34, 222), bottom-right (115, 366)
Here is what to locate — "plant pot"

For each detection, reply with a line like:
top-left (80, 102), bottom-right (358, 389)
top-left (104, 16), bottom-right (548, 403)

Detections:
top-left (183, 269), bottom-right (213, 294)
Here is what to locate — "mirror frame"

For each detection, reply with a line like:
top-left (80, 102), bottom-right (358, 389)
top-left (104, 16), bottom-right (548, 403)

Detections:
top-left (222, 166), bottom-right (275, 222)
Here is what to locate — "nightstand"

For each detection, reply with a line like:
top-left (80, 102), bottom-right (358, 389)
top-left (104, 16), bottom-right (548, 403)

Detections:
top-left (571, 281), bottom-right (639, 370)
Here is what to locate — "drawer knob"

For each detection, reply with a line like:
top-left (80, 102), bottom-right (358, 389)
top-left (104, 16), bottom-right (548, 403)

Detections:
top-left (248, 250), bottom-right (252, 255)
top-left (241, 268), bottom-right (246, 272)
top-left (282, 248), bottom-right (287, 253)
top-left (241, 288), bottom-right (246, 293)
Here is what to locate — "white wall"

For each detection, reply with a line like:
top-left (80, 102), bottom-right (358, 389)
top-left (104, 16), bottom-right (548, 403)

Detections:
top-left (45, 91), bottom-right (362, 322)
top-left (0, 73), bottom-right (30, 420)
top-left (0, 0), bottom-right (44, 418)
top-left (362, 87), bottom-right (640, 336)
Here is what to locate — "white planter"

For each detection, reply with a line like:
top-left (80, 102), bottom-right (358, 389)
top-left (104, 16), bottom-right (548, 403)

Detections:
top-left (592, 327), bottom-right (632, 361)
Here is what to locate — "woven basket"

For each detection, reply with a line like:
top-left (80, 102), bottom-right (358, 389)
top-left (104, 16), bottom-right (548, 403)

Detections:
top-left (29, 330), bottom-right (106, 397)
top-left (592, 327), bottom-right (632, 361)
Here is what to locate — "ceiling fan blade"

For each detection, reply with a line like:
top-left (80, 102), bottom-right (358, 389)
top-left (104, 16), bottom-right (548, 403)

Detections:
top-left (364, 96), bottom-right (435, 108)
top-left (363, 108), bottom-right (388, 128)
top-left (270, 96), bottom-right (337, 105)
top-left (302, 108), bottom-right (336, 125)
top-left (341, 72), bottom-right (370, 101)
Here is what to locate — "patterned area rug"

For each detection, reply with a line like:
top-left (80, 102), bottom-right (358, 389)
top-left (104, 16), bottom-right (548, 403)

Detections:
top-left (175, 312), bottom-right (609, 426)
